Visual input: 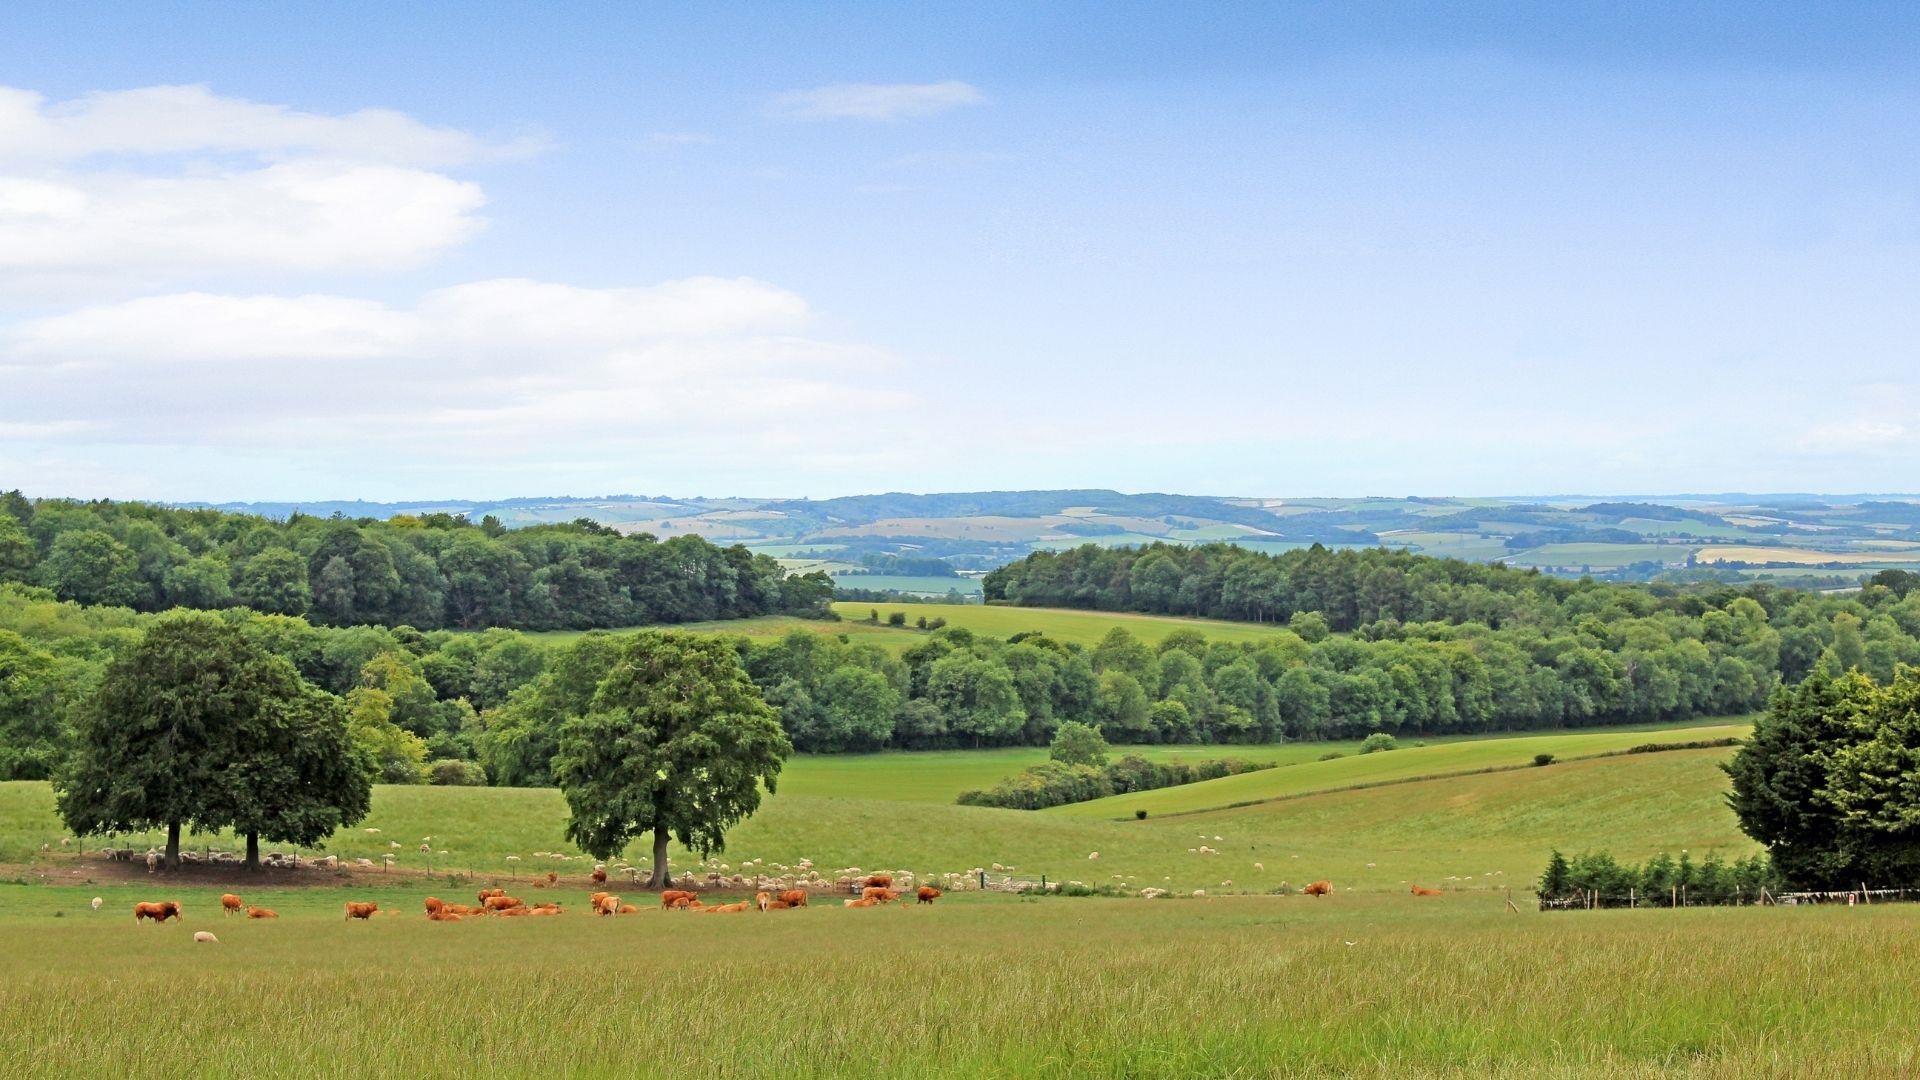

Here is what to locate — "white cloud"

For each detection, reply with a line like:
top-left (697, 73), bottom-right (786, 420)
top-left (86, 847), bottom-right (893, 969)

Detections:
top-left (770, 81), bottom-right (984, 122)
top-left (0, 84), bottom-right (533, 166)
top-left (1796, 420), bottom-right (1912, 452)
top-left (0, 277), bottom-right (924, 479)
top-left (0, 85), bottom-right (520, 286)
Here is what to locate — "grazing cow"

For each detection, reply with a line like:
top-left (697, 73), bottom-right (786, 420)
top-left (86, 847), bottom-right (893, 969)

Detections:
top-left (776, 890), bottom-right (808, 908)
top-left (478, 887), bottom-right (506, 904)
top-left (1410, 885), bottom-right (1443, 897)
top-left (660, 890), bottom-right (697, 909)
top-left (862, 887), bottom-right (900, 904)
top-left (344, 901), bottom-right (379, 920)
top-left (484, 895), bottom-right (524, 911)
top-left (246, 907), bottom-right (278, 919)
top-left (1302, 880), bottom-right (1333, 897)
top-left (220, 894), bottom-right (243, 916)
top-left (863, 874), bottom-right (893, 889)
top-left (917, 886), bottom-right (942, 905)
top-left (843, 898), bottom-right (876, 908)
top-left (591, 867), bottom-right (608, 884)
top-left (134, 901), bottom-right (182, 924)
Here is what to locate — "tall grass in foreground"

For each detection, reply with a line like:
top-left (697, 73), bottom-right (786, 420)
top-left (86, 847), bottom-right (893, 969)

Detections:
top-left (2, 887), bottom-right (1914, 1077)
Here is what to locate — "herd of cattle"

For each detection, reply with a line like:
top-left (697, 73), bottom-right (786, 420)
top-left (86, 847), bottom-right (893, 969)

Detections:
top-left (125, 873), bottom-right (1455, 928)
top-left (126, 874), bottom-right (944, 927)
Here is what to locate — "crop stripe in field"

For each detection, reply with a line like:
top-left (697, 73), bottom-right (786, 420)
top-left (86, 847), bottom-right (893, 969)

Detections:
top-left (1093, 738), bottom-right (1743, 821)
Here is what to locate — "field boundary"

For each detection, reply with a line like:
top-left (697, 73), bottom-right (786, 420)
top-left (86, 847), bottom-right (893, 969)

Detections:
top-left (1089, 737), bottom-right (1743, 822)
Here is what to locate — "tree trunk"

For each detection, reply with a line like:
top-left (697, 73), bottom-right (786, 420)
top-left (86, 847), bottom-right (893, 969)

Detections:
top-left (647, 827), bottom-right (670, 890)
top-left (165, 821), bottom-right (181, 870)
top-left (245, 831), bottom-right (260, 871)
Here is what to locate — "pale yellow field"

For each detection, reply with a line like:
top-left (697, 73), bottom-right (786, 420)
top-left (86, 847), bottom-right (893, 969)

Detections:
top-left (1694, 545), bottom-right (1920, 566)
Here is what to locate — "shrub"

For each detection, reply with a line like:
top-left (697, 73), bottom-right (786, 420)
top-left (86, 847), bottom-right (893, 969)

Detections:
top-left (886, 611), bottom-right (907, 627)
top-left (927, 617), bottom-right (947, 630)
top-left (426, 758), bottom-right (487, 786)
top-left (960, 754), bottom-right (1273, 809)
top-left (1049, 721), bottom-right (1111, 768)
top-left (1360, 733), bottom-right (1397, 754)
top-left (1318, 751), bottom-right (1345, 761)
top-left (1534, 753), bottom-right (1555, 766)
top-left (1135, 809), bottom-right (1148, 820)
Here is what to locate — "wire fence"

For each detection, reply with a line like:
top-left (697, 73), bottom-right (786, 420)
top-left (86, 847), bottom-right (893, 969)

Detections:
top-left (1539, 886), bottom-right (1920, 910)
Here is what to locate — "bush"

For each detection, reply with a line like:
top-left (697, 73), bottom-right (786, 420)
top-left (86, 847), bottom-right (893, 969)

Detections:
top-left (1318, 750), bottom-right (1345, 761)
top-left (1360, 733), bottom-right (1397, 754)
top-left (1049, 721), bottom-right (1111, 768)
top-left (960, 754), bottom-right (1273, 809)
top-left (1135, 809), bottom-right (1148, 820)
top-left (426, 758), bottom-right (486, 786)
top-left (1534, 753), bottom-right (1555, 766)
top-left (886, 611), bottom-right (907, 627)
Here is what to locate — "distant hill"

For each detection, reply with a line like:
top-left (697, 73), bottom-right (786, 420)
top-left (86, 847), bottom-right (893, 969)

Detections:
top-left (173, 489), bottom-right (1920, 589)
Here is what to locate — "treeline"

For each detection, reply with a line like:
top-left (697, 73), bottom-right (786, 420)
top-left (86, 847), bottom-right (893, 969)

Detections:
top-left (0, 491), bottom-right (833, 632)
top-left (0, 583), bottom-right (553, 784)
top-left (1536, 849), bottom-right (1779, 905)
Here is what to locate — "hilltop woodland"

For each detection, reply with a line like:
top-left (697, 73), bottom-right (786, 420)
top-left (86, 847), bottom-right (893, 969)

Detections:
top-left (10, 498), bottom-right (1920, 794)
top-left (0, 491), bottom-right (833, 632)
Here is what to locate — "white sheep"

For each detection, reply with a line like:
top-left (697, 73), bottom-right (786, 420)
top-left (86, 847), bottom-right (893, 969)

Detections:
top-left (193, 931), bottom-right (218, 943)
top-left (90, 896), bottom-right (103, 910)
top-left (1088, 852), bottom-right (1100, 861)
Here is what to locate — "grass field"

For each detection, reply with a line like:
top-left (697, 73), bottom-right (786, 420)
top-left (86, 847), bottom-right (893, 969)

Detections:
top-left (0, 720), bottom-right (1751, 894)
top-left (12, 718), bottom-right (1897, 1075)
top-left (826, 601), bottom-right (1299, 648)
top-left (830, 573), bottom-right (984, 596)
top-left (1049, 722), bottom-right (1751, 818)
top-left (5, 883), bottom-right (1917, 1076)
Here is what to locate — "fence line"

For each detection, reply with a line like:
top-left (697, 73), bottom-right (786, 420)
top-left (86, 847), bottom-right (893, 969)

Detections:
top-left (1539, 885), bottom-right (1917, 910)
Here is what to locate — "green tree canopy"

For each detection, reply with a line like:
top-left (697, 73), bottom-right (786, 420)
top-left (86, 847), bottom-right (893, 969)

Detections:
top-left (1048, 720), bottom-right (1110, 767)
top-left (553, 631), bottom-right (790, 888)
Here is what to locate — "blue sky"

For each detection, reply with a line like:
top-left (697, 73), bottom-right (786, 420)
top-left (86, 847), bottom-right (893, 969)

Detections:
top-left (2, 3), bottom-right (1917, 501)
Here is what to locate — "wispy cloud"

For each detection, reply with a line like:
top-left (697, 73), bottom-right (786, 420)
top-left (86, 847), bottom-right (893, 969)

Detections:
top-left (770, 81), bottom-right (983, 122)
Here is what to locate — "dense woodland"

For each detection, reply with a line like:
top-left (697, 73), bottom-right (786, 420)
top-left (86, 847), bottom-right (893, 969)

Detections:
top-left (0, 492), bottom-right (833, 632)
top-left (11, 500), bottom-right (1920, 789)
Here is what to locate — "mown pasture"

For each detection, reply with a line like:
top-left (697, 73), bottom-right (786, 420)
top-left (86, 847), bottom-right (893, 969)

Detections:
top-left (0, 721), bottom-right (1752, 894)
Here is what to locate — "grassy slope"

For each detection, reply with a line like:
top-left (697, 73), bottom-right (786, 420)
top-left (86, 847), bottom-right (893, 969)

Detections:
top-left (0, 727), bottom-right (1754, 894)
top-left (1050, 721), bottom-right (1752, 818)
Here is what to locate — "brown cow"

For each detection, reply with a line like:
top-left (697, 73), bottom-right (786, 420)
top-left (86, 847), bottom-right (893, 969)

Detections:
top-left (659, 890), bottom-right (697, 909)
top-left (496, 906), bottom-right (530, 917)
top-left (591, 867), bottom-right (608, 884)
top-left (701, 901), bottom-right (749, 913)
top-left (670, 897), bottom-right (700, 910)
top-left (546, 871), bottom-right (559, 886)
top-left (593, 895), bottom-right (620, 916)
top-left (916, 886), bottom-right (942, 905)
top-left (134, 901), bottom-right (182, 923)
top-left (424, 896), bottom-right (445, 914)
top-left (617, 904), bottom-right (639, 915)
top-left (863, 874), bottom-right (893, 889)
top-left (843, 898), bottom-right (876, 908)
top-left (246, 906), bottom-right (278, 919)
top-left (345, 901), bottom-right (379, 920)
top-left (484, 895), bottom-right (524, 911)
top-left (220, 893), bottom-right (243, 916)
top-left (765, 900), bottom-right (792, 910)
top-left (427, 909), bottom-right (463, 922)
top-left (862, 887), bottom-right (900, 904)
top-left (478, 887), bottom-right (506, 904)
top-left (1302, 880), bottom-right (1333, 897)
top-left (755, 891), bottom-right (772, 911)
top-left (1410, 885), bottom-right (1444, 897)
top-left (776, 890), bottom-right (808, 908)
